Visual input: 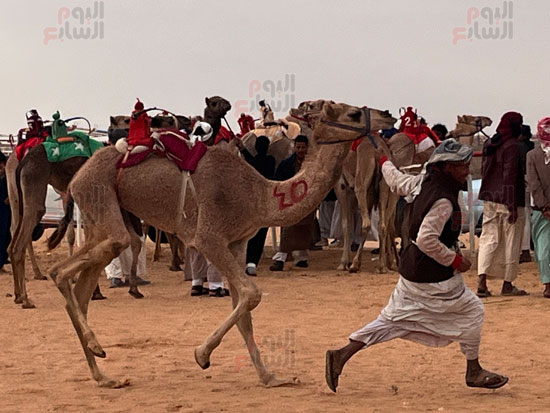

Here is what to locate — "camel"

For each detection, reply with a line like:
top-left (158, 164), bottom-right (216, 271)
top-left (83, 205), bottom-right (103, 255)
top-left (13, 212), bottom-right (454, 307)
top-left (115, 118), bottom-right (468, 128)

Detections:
top-left (5, 153), bottom-right (52, 280)
top-left (6, 118), bottom-right (105, 309)
top-left (283, 100), bottom-right (416, 273)
top-left (448, 115), bottom-right (492, 180)
top-left (340, 115), bottom-right (491, 273)
top-left (45, 101), bottom-right (396, 388)
top-left (337, 132), bottom-right (435, 273)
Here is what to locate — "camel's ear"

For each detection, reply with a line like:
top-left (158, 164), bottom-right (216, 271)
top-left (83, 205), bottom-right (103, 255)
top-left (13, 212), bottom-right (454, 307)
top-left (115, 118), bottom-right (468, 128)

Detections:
top-left (324, 104), bottom-right (337, 120)
top-left (110, 116), bottom-right (116, 126)
top-left (205, 97), bottom-right (210, 106)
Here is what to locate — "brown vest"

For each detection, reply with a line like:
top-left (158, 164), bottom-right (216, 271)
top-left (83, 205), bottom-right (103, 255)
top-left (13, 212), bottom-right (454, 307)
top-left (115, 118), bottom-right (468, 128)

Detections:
top-left (399, 169), bottom-right (462, 283)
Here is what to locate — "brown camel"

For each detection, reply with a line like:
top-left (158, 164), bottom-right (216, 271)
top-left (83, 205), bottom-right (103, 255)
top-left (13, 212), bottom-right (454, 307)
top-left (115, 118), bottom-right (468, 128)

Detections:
top-left (448, 115), bottom-right (492, 179)
top-left (5, 153), bottom-right (58, 281)
top-left (337, 132), bottom-right (436, 273)
top-left (46, 101), bottom-right (396, 388)
top-left (6, 137), bottom-right (98, 308)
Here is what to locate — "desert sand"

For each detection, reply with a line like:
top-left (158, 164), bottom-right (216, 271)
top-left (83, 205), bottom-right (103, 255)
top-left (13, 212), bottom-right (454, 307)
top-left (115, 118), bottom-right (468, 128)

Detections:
top-left (0, 236), bottom-right (548, 413)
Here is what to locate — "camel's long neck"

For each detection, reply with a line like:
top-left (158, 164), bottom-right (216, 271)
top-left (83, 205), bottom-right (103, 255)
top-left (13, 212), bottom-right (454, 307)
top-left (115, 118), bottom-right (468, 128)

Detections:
top-left (265, 143), bottom-right (351, 227)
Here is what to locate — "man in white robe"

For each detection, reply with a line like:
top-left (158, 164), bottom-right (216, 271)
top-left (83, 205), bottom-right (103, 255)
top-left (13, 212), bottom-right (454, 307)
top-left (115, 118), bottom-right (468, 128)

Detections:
top-left (325, 139), bottom-right (508, 392)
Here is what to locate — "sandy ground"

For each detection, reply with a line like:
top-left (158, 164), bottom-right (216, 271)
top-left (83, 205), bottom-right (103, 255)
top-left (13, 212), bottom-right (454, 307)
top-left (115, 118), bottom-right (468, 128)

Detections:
top-left (0, 236), bottom-right (548, 413)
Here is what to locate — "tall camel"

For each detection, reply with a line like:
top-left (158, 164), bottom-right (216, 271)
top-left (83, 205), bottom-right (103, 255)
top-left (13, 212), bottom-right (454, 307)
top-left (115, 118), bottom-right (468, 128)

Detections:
top-left (46, 101), bottom-right (396, 388)
top-left (6, 152), bottom-right (49, 280)
top-left (7, 115), bottom-right (105, 309)
top-left (338, 133), bottom-right (433, 273)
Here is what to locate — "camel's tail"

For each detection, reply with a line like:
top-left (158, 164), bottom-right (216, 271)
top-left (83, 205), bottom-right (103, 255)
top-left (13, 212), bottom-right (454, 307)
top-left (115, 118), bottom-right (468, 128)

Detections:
top-left (47, 195), bottom-right (74, 250)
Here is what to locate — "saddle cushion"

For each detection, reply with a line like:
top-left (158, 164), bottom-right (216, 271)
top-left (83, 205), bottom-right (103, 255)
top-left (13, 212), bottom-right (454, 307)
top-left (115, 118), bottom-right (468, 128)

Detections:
top-left (15, 137), bottom-right (45, 161)
top-left (116, 129), bottom-right (207, 172)
top-left (42, 131), bottom-right (103, 162)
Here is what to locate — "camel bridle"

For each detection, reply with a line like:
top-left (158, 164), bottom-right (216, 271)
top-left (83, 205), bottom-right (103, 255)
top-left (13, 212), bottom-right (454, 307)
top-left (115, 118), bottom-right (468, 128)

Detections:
top-left (317, 106), bottom-right (378, 148)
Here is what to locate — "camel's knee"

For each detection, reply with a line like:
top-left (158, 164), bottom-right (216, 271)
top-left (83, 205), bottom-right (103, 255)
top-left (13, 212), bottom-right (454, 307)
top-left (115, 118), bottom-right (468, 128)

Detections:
top-left (110, 236), bottom-right (131, 257)
top-left (241, 284), bottom-right (262, 311)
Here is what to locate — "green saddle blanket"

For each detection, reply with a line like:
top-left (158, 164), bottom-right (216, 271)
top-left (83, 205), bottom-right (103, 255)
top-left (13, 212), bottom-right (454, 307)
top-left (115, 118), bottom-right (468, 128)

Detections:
top-left (42, 111), bottom-right (104, 162)
top-left (42, 131), bottom-right (103, 162)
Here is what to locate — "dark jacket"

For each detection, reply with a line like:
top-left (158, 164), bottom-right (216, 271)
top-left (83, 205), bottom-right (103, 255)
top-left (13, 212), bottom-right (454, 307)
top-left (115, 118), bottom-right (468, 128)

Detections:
top-left (399, 169), bottom-right (462, 283)
top-left (479, 113), bottom-right (525, 210)
top-left (274, 153), bottom-right (299, 181)
top-left (241, 148), bottom-right (275, 180)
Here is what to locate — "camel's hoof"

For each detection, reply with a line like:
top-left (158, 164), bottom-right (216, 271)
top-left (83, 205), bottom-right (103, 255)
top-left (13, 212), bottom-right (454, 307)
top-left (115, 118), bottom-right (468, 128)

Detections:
top-left (98, 378), bottom-right (131, 389)
top-left (349, 265), bottom-right (360, 273)
top-left (264, 376), bottom-right (301, 387)
top-left (129, 289), bottom-right (144, 299)
top-left (168, 265), bottom-right (181, 272)
top-left (21, 301), bottom-right (36, 309)
top-left (33, 274), bottom-right (47, 281)
top-left (194, 347), bottom-right (211, 370)
top-left (14, 295), bottom-right (23, 304)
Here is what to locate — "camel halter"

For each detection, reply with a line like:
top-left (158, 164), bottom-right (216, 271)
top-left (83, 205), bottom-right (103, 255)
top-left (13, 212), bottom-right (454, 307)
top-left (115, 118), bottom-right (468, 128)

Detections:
top-left (451, 118), bottom-right (491, 139)
top-left (289, 113), bottom-right (314, 129)
top-left (318, 106), bottom-right (378, 148)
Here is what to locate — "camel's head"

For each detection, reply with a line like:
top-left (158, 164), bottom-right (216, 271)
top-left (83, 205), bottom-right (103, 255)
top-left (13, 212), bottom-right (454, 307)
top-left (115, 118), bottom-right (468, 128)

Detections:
top-left (314, 103), bottom-right (396, 144)
top-left (448, 115), bottom-right (492, 139)
top-left (109, 115), bottom-right (130, 130)
top-left (150, 115), bottom-right (192, 132)
top-left (108, 115), bottom-right (130, 144)
top-left (204, 96), bottom-right (232, 120)
top-left (289, 99), bottom-right (334, 124)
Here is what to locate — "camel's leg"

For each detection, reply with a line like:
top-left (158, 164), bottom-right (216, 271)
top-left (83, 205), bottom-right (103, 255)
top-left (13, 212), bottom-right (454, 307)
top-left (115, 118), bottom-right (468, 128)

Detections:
top-left (50, 227), bottom-right (131, 388)
top-left (67, 219), bottom-right (75, 256)
top-left (167, 234), bottom-right (183, 271)
top-left (377, 181), bottom-right (398, 273)
top-left (226, 241), bottom-right (298, 387)
top-left (193, 236), bottom-right (263, 371)
top-left (59, 248), bottom-right (129, 388)
top-left (127, 226), bottom-right (144, 299)
top-left (335, 180), bottom-right (353, 271)
top-left (153, 228), bottom-right (162, 262)
top-left (27, 242), bottom-right (46, 280)
top-left (349, 157), bottom-right (376, 273)
top-left (9, 170), bottom-right (49, 308)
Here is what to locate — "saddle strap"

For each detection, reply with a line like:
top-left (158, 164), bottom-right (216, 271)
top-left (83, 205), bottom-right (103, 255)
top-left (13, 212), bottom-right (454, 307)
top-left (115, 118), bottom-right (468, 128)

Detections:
top-left (177, 171), bottom-right (197, 227)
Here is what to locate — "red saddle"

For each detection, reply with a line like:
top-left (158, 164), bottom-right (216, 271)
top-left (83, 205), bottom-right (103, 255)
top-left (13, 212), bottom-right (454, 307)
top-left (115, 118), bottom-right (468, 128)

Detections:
top-left (116, 129), bottom-right (207, 172)
top-left (15, 137), bottom-right (45, 161)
